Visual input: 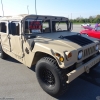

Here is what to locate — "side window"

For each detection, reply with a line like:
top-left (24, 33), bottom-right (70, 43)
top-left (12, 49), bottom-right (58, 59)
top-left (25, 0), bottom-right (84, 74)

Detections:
top-left (42, 20), bottom-right (50, 33)
top-left (25, 21), bottom-right (30, 33)
top-left (8, 22), bottom-right (20, 35)
top-left (25, 21), bottom-right (28, 30)
top-left (0, 22), bottom-right (7, 33)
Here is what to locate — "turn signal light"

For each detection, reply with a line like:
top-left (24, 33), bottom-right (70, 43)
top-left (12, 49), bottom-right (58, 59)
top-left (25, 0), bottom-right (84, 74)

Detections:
top-left (59, 57), bottom-right (64, 62)
top-left (55, 53), bottom-right (64, 62)
top-left (67, 52), bottom-right (72, 58)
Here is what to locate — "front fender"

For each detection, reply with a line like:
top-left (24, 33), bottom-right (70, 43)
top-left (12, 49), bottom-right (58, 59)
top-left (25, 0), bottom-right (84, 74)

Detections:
top-left (32, 43), bottom-right (65, 68)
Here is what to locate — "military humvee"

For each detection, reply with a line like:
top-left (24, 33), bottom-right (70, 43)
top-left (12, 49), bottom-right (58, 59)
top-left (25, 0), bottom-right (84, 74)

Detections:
top-left (0, 14), bottom-right (100, 97)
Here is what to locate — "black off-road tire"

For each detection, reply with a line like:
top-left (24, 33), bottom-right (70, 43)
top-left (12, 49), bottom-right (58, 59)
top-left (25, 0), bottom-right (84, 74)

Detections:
top-left (35, 57), bottom-right (68, 97)
top-left (0, 45), bottom-right (8, 59)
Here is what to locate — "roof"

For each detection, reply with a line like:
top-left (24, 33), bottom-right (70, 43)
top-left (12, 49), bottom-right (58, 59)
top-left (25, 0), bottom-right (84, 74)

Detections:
top-left (0, 14), bottom-right (69, 21)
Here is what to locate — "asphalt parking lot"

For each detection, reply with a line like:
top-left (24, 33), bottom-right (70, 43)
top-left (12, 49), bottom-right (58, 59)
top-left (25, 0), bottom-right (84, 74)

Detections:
top-left (0, 24), bottom-right (100, 100)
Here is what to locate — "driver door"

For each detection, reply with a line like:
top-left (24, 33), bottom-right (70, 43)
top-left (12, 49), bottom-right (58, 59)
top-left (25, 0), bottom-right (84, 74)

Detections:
top-left (8, 21), bottom-right (23, 57)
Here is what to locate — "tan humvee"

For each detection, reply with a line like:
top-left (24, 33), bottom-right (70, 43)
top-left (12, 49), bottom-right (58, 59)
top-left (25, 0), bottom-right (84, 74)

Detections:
top-left (0, 14), bottom-right (100, 97)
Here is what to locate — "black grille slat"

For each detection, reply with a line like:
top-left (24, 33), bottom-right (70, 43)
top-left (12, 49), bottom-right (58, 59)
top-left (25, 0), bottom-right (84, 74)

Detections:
top-left (63, 35), bottom-right (93, 46)
top-left (83, 46), bottom-right (96, 58)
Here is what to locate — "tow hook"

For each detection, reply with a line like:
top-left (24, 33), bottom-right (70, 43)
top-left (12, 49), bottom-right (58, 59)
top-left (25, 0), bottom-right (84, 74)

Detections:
top-left (84, 66), bottom-right (90, 73)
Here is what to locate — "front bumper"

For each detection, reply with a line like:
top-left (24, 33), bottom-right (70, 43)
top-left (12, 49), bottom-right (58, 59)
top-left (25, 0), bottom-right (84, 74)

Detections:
top-left (66, 53), bottom-right (100, 83)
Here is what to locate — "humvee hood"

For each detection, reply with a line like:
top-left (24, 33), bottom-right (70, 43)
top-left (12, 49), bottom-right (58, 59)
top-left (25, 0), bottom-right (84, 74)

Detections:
top-left (33, 32), bottom-right (97, 52)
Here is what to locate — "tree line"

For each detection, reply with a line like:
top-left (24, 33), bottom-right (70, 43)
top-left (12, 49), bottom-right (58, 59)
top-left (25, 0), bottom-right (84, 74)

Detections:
top-left (70, 15), bottom-right (100, 23)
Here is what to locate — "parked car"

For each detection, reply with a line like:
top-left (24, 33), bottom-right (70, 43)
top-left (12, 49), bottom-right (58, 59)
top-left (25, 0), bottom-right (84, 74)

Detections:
top-left (80, 26), bottom-right (100, 39)
top-left (0, 14), bottom-right (100, 97)
top-left (81, 23), bottom-right (91, 27)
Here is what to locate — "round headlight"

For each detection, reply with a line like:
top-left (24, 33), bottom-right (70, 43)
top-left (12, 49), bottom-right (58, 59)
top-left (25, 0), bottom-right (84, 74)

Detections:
top-left (78, 51), bottom-right (83, 60)
top-left (95, 45), bottom-right (99, 51)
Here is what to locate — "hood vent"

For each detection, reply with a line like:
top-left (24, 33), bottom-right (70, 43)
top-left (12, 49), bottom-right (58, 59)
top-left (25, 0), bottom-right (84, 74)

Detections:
top-left (62, 35), bottom-right (94, 46)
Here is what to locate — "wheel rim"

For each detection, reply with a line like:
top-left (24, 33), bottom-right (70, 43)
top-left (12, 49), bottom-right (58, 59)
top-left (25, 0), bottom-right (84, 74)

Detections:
top-left (40, 68), bottom-right (55, 86)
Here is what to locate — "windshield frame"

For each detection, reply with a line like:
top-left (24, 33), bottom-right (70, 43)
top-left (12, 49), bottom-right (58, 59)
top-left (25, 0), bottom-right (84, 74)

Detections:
top-left (22, 16), bottom-right (70, 35)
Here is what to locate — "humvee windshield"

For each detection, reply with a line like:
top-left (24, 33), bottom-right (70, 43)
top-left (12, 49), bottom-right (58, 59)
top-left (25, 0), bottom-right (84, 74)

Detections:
top-left (24, 19), bottom-right (69, 34)
top-left (52, 21), bottom-right (68, 32)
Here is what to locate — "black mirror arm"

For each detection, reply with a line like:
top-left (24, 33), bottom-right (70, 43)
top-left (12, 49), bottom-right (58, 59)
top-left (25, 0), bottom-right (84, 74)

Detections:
top-left (68, 21), bottom-right (73, 31)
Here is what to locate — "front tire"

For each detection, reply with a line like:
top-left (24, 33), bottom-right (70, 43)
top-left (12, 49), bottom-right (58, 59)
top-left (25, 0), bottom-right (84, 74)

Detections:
top-left (0, 45), bottom-right (8, 59)
top-left (35, 57), bottom-right (68, 97)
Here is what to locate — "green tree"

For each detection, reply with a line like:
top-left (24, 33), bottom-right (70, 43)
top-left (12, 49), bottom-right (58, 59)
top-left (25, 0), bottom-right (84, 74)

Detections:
top-left (89, 16), bottom-right (94, 23)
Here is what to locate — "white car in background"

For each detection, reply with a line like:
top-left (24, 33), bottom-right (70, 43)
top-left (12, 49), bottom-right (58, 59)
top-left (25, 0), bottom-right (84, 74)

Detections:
top-left (81, 23), bottom-right (91, 27)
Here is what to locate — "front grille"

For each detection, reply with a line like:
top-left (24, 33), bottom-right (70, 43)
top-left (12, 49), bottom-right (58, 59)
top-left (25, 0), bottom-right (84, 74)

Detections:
top-left (63, 35), bottom-right (93, 46)
top-left (83, 46), bottom-right (96, 58)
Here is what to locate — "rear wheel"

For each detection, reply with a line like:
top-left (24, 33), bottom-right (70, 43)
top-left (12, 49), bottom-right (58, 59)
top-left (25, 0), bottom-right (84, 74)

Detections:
top-left (35, 57), bottom-right (68, 97)
top-left (0, 45), bottom-right (8, 59)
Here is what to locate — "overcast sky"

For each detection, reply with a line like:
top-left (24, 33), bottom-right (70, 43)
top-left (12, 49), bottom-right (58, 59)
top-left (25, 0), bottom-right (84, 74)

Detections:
top-left (0, 0), bottom-right (100, 19)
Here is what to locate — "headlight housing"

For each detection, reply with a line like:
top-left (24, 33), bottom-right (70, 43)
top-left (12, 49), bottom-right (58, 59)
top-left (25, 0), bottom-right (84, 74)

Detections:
top-left (65, 51), bottom-right (72, 61)
top-left (78, 50), bottom-right (83, 60)
top-left (95, 44), bottom-right (99, 51)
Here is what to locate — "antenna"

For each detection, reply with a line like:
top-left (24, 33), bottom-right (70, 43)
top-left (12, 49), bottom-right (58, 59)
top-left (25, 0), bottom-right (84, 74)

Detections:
top-left (71, 13), bottom-right (72, 20)
top-left (35, 0), bottom-right (37, 15)
top-left (1, 0), bottom-right (4, 16)
top-left (27, 5), bottom-right (29, 14)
